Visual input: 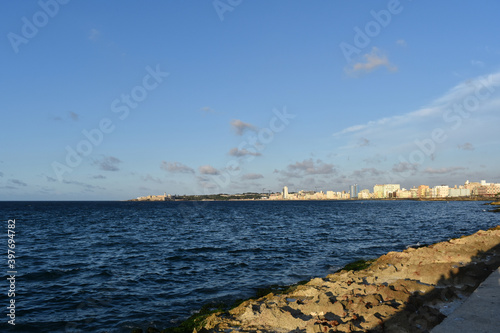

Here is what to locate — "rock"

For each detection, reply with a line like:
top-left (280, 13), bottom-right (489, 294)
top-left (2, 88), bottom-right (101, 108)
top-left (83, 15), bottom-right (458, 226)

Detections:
top-left (200, 226), bottom-right (500, 332)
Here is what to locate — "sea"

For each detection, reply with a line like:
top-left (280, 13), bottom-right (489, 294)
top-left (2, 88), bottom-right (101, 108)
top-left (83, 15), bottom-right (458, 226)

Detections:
top-left (1, 200), bottom-right (498, 332)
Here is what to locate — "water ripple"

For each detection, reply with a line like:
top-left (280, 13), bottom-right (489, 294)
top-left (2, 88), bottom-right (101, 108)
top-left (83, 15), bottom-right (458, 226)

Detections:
top-left (0, 200), bottom-right (497, 332)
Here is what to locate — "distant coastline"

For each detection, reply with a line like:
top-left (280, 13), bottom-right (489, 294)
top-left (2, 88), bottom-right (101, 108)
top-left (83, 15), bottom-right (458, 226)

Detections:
top-left (128, 194), bottom-right (498, 202)
top-left (130, 179), bottom-right (500, 202)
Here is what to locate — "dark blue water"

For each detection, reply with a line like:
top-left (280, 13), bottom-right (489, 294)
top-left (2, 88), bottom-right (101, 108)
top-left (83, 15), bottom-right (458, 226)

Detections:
top-left (0, 200), bottom-right (498, 332)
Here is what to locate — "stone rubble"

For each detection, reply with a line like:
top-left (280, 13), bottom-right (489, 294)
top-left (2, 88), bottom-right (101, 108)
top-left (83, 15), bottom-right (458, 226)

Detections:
top-left (200, 226), bottom-right (500, 333)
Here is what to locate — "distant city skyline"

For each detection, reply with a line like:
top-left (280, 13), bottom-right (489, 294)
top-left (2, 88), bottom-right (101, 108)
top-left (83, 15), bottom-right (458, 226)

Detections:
top-left (1, 1), bottom-right (500, 200)
top-left (136, 178), bottom-right (499, 201)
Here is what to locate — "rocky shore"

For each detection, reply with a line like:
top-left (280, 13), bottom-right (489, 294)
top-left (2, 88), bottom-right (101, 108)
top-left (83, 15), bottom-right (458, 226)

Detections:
top-left (489, 201), bottom-right (500, 212)
top-left (190, 226), bottom-right (500, 333)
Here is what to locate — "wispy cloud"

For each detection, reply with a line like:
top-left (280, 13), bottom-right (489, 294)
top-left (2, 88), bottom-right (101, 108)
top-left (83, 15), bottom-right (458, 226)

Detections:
top-left (457, 142), bottom-right (475, 151)
top-left (346, 47), bottom-right (397, 76)
top-left (396, 39), bottom-right (407, 47)
top-left (200, 106), bottom-right (215, 114)
top-left (141, 174), bottom-right (163, 184)
top-left (45, 175), bottom-right (57, 182)
top-left (93, 156), bottom-right (121, 171)
top-left (280, 159), bottom-right (336, 178)
top-left (230, 119), bottom-right (257, 135)
top-left (62, 179), bottom-right (105, 191)
top-left (423, 167), bottom-right (467, 175)
top-left (241, 173), bottom-right (264, 180)
top-left (334, 71), bottom-right (500, 137)
top-left (363, 154), bottom-right (386, 165)
top-left (69, 111), bottom-right (79, 121)
top-left (10, 179), bottom-right (27, 187)
top-left (471, 60), bottom-right (484, 68)
top-left (392, 162), bottom-right (419, 174)
top-left (352, 168), bottom-right (384, 179)
top-left (196, 176), bottom-right (219, 190)
top-left (0, 186), bottom-right (17, 190)
top-left (160, 161), bottom-right (195, 174)
top-left (199, 165), bottom-right (220, 175)
top-left (357, 137), bottom-right (370, 147)
top-left (89, 28), bottom-right (100, 41)
top-left (228, 147), bottom-right (262, 157)
top-left (50, 111), bottom-right (81, 122)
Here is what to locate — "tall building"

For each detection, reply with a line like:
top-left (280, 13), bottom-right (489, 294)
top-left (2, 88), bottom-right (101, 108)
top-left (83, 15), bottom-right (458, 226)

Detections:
top-left (282, 186), bottom-right (289, 199)
top-left (417, 185), bottom-right (429, 198)
top-left (373, 184), bottom-right (384, 198)
top-left (350, 184), bottom-right (358, 199)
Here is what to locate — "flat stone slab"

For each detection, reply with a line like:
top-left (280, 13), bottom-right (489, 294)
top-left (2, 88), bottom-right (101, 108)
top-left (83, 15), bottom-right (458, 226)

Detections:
top-left (432, 266), bottom-right (500, 333)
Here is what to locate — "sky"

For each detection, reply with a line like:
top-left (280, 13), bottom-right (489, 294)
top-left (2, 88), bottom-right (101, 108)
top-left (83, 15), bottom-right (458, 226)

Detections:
top-left (1, 0), bottom-right (500, 200)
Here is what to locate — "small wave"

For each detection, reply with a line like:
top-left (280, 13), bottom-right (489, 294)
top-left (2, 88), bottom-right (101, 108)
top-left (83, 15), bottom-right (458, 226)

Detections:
top-left (228, 247), bottom-right (265, 254)
top-left (21, 268), bottom-right (81, 281)
top-left (179, 246), bottom-right (227, 253)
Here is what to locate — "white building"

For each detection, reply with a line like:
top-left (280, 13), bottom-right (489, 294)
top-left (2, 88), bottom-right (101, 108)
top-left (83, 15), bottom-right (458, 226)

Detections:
top-left (373, 184), bottom-right (401, 198)
top-left (448, 188), bottom-right (471, 197)
top-left (432, 185), bottom-right (449, 198)
top-left (282, 186), bottom-right (289, 199)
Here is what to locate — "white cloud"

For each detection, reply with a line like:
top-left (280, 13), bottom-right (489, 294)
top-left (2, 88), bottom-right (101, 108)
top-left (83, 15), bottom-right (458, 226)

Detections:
top-left (228, 147), bottom-right (261, 157)
top-left (423, 167), bottom-right (467, 175)
top-left (334, 71), bottom-right (500, 137)
top-left (471, 60), bottom-right (484, 68)
top-left (363, 154), bottom-right (386, 165)
top-left (352, 168), bottom-right (384, 179)
top-left (93, 156), bottom-right (121, 171)
top-left (457, 142), bottom-right (475, 151)
top-left (161, 161), bottom-right (194, 174)
top-left (357, 137), bottom-right (370, 147)
top-left (200, 106), bottom-right (215, 113)
top-left (392, 162), bottom-right (419, 174)
top-left (230, 119), bottom-right (257, 135)
top-left (241, 173), bottom-right (264, 180)
top-left (280, 159), bottom-right (336, 178)
top-left (346, 47), bottom-right (398, 75)
top-left (199, 165), bottom-right (220, 175)
top-left (62, 179), bottom-right (105, 191)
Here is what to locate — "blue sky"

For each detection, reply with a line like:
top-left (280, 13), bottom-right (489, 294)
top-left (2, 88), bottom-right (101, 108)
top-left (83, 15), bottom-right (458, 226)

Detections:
top-left (1, 0), bottom-right (500, 200)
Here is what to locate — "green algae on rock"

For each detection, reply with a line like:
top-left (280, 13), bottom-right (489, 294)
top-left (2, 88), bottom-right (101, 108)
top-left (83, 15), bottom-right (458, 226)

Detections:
top-left (197, 226), bottom-right (500, 332)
